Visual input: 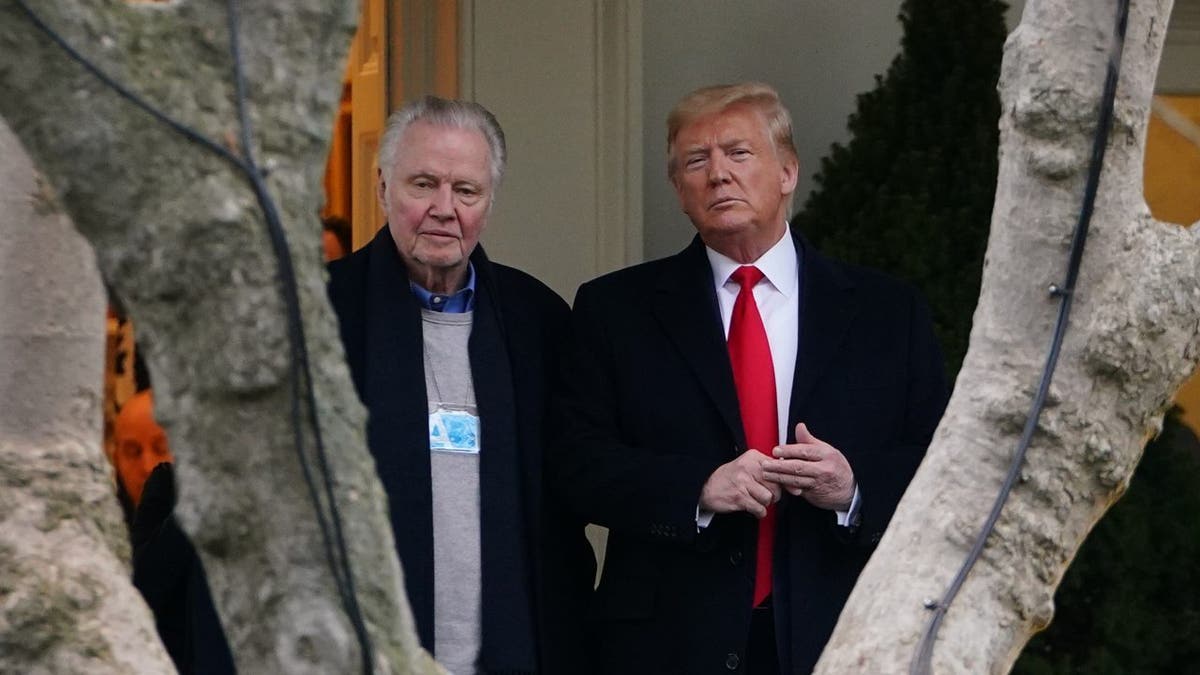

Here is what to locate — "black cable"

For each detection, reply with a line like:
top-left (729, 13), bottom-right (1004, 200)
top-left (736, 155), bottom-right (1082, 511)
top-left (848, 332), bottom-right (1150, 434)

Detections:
top-left (910, 1), bottom-right (1130, 672)
top-left (13, 2), bottom-right (374, 672)
top-left (223, 5), bottom-right (374, 673)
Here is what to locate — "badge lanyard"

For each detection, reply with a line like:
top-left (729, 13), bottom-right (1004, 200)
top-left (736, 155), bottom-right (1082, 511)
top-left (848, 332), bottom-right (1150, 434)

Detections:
top-left (423, 344), bottom-right (480, 453)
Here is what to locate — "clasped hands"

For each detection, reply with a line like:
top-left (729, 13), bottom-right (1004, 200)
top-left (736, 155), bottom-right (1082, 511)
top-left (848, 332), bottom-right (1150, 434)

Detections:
top-left (699, 423), bottom-right (854, 518)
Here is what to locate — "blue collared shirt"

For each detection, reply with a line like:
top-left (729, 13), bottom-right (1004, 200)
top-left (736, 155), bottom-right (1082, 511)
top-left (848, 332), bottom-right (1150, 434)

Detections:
top-left (409, 264), bottom-right (476, 313)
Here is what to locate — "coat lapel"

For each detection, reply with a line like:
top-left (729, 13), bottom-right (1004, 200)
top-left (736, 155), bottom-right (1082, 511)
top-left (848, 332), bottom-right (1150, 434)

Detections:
top-left (786, 231), bottom-right (857, 435)
top-left (466, 249), bottom-right (539, 671)
top-left (358, 227), bottom-right (438, 649)
top-left (652, 237), bottom-right (746, 449)
top-left (363, 228), bottom-right (429, 439)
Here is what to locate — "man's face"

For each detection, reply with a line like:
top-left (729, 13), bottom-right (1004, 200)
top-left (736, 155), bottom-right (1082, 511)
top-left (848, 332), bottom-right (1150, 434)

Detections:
top-left (378, 121), bottom-right (493, 288)
top-left (670, 105), bottom-right (798, 262)
top-left (113, 391), bottom-right (172, 506)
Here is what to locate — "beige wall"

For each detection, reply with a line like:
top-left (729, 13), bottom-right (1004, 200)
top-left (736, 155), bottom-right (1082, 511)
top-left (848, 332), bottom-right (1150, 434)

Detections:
top-left (461, 0), bottom-right (642, 302)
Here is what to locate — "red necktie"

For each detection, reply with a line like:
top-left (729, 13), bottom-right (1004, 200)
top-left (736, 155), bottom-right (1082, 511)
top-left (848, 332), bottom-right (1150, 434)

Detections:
top-left (726, 266), bottom-right (777, 607)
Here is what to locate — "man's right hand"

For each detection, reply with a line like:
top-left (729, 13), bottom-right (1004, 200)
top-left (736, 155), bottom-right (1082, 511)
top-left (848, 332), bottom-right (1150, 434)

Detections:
top-left (699, 449), bottom-right (781, 519)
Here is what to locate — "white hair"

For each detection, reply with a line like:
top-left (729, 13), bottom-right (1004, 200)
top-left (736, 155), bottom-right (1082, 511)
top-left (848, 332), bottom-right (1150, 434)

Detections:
top-left (377, 96), bottom-right (507, 188)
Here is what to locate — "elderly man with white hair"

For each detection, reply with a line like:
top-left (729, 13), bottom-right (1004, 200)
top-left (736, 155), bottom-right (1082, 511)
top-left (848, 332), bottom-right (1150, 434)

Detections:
top-left (328, 96), bottom-right (595, 675)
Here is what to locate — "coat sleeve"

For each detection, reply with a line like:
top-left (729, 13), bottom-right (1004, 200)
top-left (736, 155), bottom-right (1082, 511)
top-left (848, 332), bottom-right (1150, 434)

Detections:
top-left (847, 289), bottom-right (948, 546)
top-left (548, 281), bottom-right (724, 547)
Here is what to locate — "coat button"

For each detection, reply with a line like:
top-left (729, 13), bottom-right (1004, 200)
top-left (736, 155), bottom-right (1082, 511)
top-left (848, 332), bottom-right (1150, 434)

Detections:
top-left (729, 550), bottom-right (744, 566)
top-left (725, 652), bottom-right (740, 670)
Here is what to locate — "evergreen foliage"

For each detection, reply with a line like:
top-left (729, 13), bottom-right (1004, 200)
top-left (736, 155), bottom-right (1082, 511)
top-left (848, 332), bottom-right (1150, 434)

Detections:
top-left (793, 0), bottom-right (1008, 379)
top-left (1013, 410), bottom-right (1200, 675)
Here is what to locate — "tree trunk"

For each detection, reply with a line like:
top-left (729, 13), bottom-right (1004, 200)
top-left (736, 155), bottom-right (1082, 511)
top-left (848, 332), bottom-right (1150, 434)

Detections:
top-left (818, 0), bottom-right (1200, 672)
top-left (0, 120), bottom-right (176, 674)
top-left (0, 2), bottom-right (439, 673)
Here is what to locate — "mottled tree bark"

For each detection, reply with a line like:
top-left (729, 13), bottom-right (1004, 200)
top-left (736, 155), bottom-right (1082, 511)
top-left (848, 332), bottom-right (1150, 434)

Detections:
top-left (0, 2), bottom-right (439, 673)
top-left (818, 0), bottom-right (1200, 673)
top-left (0, 117), bottom-right (176, 675)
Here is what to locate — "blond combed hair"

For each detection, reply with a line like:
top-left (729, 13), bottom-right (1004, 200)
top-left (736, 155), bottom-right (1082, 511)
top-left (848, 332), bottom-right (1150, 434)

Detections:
top-left (666, 82), bottom-right (797, 178)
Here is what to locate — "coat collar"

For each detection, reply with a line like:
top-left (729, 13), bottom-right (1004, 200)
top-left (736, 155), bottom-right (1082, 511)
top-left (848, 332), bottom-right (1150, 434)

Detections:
top-left (651, 227), bottom-right (857, 448)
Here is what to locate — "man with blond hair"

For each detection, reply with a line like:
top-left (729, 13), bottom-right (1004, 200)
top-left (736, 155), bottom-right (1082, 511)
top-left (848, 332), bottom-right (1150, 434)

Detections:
top-left (554, 82), bottom-right (946, 674)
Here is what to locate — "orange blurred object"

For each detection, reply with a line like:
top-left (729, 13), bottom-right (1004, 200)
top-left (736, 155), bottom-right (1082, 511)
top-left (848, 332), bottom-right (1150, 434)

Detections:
top-left (323, 228), bottom-right (347, 261)
top-left (113, 390), bottom-right (174, 506)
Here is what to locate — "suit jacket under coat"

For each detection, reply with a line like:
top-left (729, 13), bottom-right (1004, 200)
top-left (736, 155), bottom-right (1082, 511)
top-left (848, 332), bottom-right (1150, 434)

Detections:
top-left (553, 228), bottom-right (947, 674)
top-left (328, 226), bottom-right (595, 674)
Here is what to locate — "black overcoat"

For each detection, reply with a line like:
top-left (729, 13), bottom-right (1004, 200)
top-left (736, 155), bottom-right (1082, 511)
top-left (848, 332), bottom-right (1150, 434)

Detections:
top-left (553, 228), bottom-right (947, 674)
top-left (329, 226), bottom-right (595, 674)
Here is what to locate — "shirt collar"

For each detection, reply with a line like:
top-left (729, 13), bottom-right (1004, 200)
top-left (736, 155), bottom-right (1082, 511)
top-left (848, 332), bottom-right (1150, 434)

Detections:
top-left (705, 226), bottom-right (798, 297)
top-left (409, 263), bottom-right (476, 312)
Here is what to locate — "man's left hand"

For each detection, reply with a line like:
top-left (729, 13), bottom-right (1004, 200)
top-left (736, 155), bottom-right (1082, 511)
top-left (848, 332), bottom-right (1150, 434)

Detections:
top-left (762, 423), bottom-right (854, 511)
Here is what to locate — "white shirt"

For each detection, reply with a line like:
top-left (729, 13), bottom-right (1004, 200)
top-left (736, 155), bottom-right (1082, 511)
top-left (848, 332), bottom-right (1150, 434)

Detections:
top-left (699, 226), bottom-right (860, 527)
top-left (706, 230), bottom-right (800, 445)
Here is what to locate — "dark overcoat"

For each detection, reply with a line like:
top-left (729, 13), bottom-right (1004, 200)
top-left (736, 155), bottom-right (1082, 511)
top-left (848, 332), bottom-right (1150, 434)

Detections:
top-left (553, 228), bottom-right (947, 674)
top-left (329, 226), bottom-right (595, 674)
